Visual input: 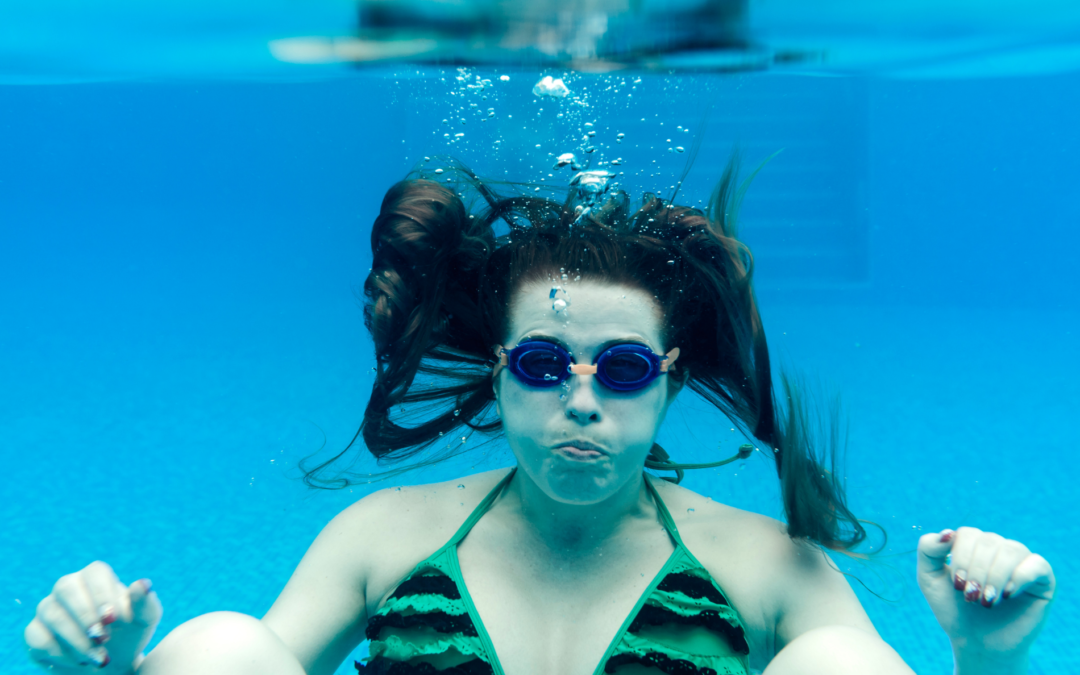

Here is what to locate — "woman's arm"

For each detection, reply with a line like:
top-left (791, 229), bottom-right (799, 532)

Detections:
top-left (762, 532), bottom-right (916, 675)
top-left (261, 487), bottom-right (403, 675)
top-left (757, 524), bottom-right (1054, 675)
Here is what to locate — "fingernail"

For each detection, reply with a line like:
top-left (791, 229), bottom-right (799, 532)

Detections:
top-left (954, 569), bottom-right (967, 591)
top-left (88, 647), bottom-right (109, 667)
top-left (981, 585), bottom-right (997, 608)
top-left (87, 622), bottom-right (109, 645)
top-left (99, 605), bottom-right (116, 626)
top-left (1003, 581), bottom-right (1017, 599)
top-left (140, 578), bottom-right (153, 594)
top-left (964, 579), bottom-right (981, 602)
top-left (939, 530), bottom-right (955, 543)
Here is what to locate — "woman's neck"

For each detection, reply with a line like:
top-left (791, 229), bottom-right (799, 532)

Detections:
top-left (500, 468), bottom-right (659, 562)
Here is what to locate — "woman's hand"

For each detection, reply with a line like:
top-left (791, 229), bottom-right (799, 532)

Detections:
top-left (24, 561), bottom-right (162, 673)
top-left (918, 527), bottom-right (1055, 661)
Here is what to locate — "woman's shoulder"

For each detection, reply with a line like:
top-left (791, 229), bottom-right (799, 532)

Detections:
top-left (651, 479), bottom-right (826, 658)
top-left (650, 477), bottom-right (788, 543)
top-left (329, 468), bottom-right (512, 609)
top-left (335, 467), bottom-right (510, 526)
top-left (656, 478), bottom-right (828, 573)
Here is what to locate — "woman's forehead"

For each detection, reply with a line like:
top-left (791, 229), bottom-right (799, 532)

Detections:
top-left (508, 280), bottom-right (664, 348)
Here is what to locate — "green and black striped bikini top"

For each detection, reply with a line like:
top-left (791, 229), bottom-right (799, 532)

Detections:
top-left (357, 467), bottom-right (752, 675)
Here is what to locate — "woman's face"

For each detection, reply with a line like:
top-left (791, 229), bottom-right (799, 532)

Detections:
top-left (494, 278), bottom-right (683, 504)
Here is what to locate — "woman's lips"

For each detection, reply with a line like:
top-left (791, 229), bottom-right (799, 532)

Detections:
top-left (558, 446), bottom-right (604, 460)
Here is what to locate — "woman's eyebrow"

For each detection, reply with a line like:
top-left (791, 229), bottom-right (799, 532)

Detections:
top-left (519, 334), bottom-right (654, 351)
top-left (517, 334), bottom-right (566, 348)
top-left (598, 337), bottom-right (652, 350)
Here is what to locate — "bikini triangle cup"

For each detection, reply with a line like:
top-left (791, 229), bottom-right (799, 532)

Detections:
top-left (358, 466), bottom-right (752, 675)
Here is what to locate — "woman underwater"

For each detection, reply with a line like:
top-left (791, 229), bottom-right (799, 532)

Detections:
top-left (25, 156), bottom-right (1055, 675)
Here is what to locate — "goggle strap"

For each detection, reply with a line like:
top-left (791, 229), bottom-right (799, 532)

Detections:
top-left (660, 347), bottom-right (681, 373)
top-left (492, 345), bottom-right (508, 379)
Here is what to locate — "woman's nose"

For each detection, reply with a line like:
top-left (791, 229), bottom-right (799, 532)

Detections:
top-left (564, 374), bottom-right (602, 422)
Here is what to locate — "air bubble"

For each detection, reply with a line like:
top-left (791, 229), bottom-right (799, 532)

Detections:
top-left (532, 76), bottom-right (570, 98)
top-left (435, 168), bottom-right (444, 174)
top-left (675, 146), bottom-right (685, 153)
top-left (453, 409), bottom-right (461, 417)
top-left (554, 152), bottom-right (580, 171)
top-left (553, 299), bottom-right (567, 312)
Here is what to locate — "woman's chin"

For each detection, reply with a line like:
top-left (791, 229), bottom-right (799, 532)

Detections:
top-left (542, 462), bottom-right (618, 503)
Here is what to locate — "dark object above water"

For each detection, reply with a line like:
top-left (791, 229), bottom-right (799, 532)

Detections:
top-left (335, 0), bottom-right (819, 72)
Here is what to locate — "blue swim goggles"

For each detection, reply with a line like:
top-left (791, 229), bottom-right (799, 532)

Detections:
top-left (492, 341), bottom-right (681, 392)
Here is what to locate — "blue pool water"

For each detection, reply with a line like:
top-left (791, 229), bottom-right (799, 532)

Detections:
top-left (1, 56), bottom-right (1078, 675)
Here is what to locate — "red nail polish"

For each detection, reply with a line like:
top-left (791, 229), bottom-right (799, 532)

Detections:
top-left (1002, 588), bottom-right (1012, 600)
top-left (98, 653), bottom-right (111, 669)
top-left (939, 530), bottom-right (954, 543)
top-left (101, 610), bottom-right (116, 626)
top-left (965, 581), bottom-right (981, 602)
top-left (954, 570), bottom-right (967, 591)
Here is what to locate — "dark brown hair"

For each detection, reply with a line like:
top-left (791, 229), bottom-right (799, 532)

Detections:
top-left (302, 155), bottom-right (867, 553)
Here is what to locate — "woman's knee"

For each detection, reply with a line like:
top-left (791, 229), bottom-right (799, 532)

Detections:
top-left (763, 626), bottom-right (914, 675)
top-left (139, 611), bottom-right (305, 675)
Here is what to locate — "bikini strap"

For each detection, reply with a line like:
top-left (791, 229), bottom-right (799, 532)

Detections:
top-left (642, 471), bottom-right (688, 548)
top-left (444, 466), bottom-right (518, 547)
top-left (442, 468), bottom-right (683, 550)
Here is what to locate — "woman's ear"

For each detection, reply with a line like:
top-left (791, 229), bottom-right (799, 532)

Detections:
top-left (667, 365), bottom-right (689, 399)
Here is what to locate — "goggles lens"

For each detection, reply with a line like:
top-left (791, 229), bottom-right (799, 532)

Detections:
top-left (515, 344), bottom-right (568, 383)
top-left (504, 341), bottom-right (672, 392)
